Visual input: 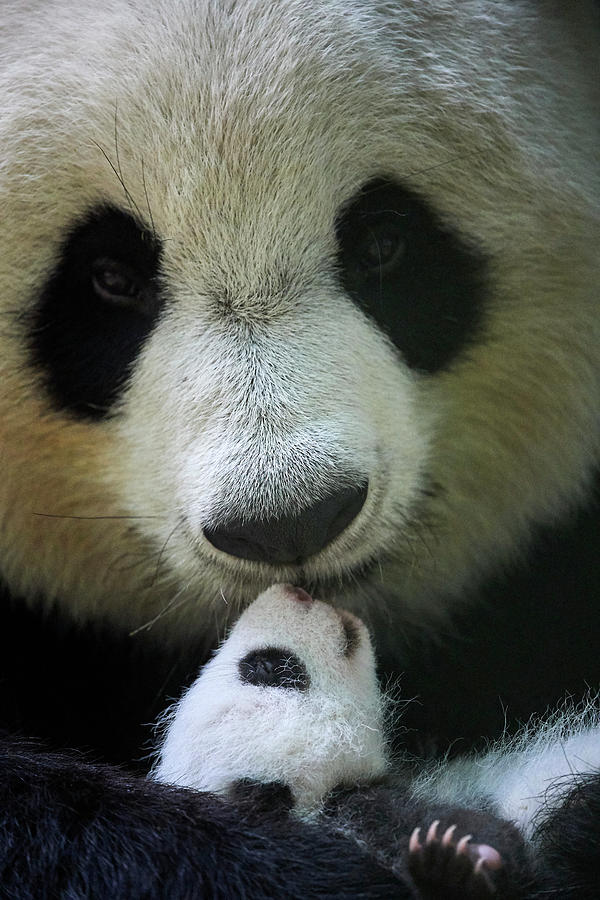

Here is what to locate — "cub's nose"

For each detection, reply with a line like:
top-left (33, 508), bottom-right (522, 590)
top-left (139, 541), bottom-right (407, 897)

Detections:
top-left (203, 481), bottom-right (368, 564)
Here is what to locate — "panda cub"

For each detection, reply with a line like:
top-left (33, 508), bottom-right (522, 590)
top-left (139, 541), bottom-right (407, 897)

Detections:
top-left (154, 584), bottom-right (549, 898)
top-left (154, 583), bottom-right (387, 810)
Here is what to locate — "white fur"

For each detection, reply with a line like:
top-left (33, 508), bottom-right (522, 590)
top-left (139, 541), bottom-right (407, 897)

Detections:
top-left (153, 584), bottom-right (387, 812)
top-left (0, 1), bottom-right (598, 639)
top-left (155, 585), bottom-right (600, 835)
top-left (412, 703), bottom-right (600, 840)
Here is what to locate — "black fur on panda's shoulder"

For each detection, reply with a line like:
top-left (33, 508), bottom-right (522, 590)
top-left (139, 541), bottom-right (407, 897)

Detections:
top-left (533, 773), bottom-right (600, 900)
top-left (228, 772), bottom-right (600, 899)
top-left (378, 469), bottom-right (600, 757)
top-left (0, 739), bottom-right (408, 900)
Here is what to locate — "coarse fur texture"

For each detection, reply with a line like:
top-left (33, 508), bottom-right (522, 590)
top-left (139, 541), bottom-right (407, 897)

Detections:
top-left (1, 0), bottom-right (599, 636)
top-left (0, 740), bottom-right (407, 899)
top-left (1, 0), bottom-right (599, 896)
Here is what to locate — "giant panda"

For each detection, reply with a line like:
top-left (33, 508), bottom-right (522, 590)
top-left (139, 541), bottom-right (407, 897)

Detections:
top-left (0, 0), bottom-right (599, 896)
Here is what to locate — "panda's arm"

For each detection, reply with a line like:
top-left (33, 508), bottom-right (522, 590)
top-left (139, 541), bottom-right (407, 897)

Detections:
top-left (0, 738), bottom-right (409, 900)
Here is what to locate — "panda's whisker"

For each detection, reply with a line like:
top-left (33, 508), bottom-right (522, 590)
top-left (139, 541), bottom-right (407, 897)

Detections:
top-left (112, 104), bottom-right (146, 225)
top-left (140, 156), bottom-right (156, 240)
top-left (400, 148), bottom-right (488, 182)
top-left (90, 138), bottom-right (141, 223)
top-left (344, 566), bottom-right (390, 628)
top-left (151, 523), bottom-right (181, 587)
top-left (33, 513), bottom-right (161, 520)
top-left (105, 550), bottom-right (148, 576)
top-left (129, 581), bottom-right (193, 636)
top-left (410, 522), bottom-right (437, 562)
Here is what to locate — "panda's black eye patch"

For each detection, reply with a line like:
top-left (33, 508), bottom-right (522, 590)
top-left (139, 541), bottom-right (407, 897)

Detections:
top-left (28, 206), bottom-right (163, 419)
top-left (335, 178), bottom-right (487, 372)
top-left (238, 648), bottom-right (310, 691)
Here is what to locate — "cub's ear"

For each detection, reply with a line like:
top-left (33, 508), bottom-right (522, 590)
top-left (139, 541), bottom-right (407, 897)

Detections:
top-left (228, 779), bottom-right (295, 820)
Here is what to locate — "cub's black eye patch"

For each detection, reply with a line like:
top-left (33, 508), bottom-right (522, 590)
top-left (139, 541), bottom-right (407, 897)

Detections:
top-left (28, 206), bottom-right (163, 419)
top-left (335, 178), bottom-right (487, 372)
top-left (228, 779), bottom-right (295, 814)
top-left (238, 648), bottom-right (310, 691)
top-left (339, 614), bottom-right (360, 657)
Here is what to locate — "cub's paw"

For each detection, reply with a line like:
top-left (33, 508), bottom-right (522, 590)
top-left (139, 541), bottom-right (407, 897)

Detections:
top-left (408, 819), bottom-right (502, 899)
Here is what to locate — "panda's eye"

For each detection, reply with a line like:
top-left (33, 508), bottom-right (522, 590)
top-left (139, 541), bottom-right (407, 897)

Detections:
top-left (91, 258), bottom-right (147, 309)
top-left (358, 219), bottom-right (406, 275)
top-left (335, 177), bottom-right (486, 373)
top-left (29, 206), bottom-right (164, 419)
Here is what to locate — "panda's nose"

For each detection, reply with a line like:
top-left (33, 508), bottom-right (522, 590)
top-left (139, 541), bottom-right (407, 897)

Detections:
top-left (203, 481), bottom-right (368, 564)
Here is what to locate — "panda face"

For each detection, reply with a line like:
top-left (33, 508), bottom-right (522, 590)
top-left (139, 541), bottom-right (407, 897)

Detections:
top-left (153, 583), bottom-right (387, 810)
top-left (1, 1), bottom-right (599, 636)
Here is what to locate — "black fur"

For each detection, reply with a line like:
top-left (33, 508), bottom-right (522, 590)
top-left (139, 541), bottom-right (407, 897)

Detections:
top-left (0, 584), bottom-right (205, 766)
top-left (335, 179), bottom-right (487, 373)
top-left (322, 780), bottom-right (537, 899)
top-left (232, 773), bottom-right (600, 899)
top-left (0, 740), bottom-right (407, 900)
top-left (28, 207), bottom-right (165, 419)
top-left (377, 472), bottom-right (600, 757)
top-left (533, 774), bottom-right (600, 899)
top-left (238, 648), bottom-right (310, 690)
top-left (233, 777), bottom-right (538, 898)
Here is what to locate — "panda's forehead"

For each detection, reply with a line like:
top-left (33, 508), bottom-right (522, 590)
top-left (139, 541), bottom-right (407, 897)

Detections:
top-left (90, 121), bottom-right (442, 316)
top-left (104, 94), bottom-right (395, 261)
top-left (72, 9), bottom-right (468, 254)
top-left (16, 0), bottom-right (507, 285)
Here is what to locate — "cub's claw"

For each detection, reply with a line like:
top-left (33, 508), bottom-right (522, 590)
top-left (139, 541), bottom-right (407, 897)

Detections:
top-left (408, 819), bottom-right (502, 898)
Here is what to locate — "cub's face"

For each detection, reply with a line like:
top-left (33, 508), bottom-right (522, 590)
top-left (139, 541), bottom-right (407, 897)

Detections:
top-left (153, 583), bottom-right (387, 810)
top-left (1, 1), bottom-right (599, 638)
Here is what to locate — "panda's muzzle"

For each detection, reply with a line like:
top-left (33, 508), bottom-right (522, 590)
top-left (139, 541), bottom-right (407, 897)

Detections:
top-left (203, 481), bottom-right (368, 565)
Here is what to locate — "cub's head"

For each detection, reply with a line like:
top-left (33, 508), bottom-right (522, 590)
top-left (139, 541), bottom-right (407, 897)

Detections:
top-left (153, 583), bottom-right (386, 811)
top-left (0, 1), bottom-right (598, 639)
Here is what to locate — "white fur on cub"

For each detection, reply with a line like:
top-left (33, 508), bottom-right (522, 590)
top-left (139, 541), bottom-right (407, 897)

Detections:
top-left (153, 584), bottom-right (386, 812)
top-left (412, 704), bottom-right (600, 841)
top-left (155, 584), bottom-right (600, 838)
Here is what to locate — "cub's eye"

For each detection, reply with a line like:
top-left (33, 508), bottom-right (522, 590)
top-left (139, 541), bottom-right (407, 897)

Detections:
top-left (358, 219), bottom-right (406, 275)
top-left (91, 258), bottom-right (146, 309)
